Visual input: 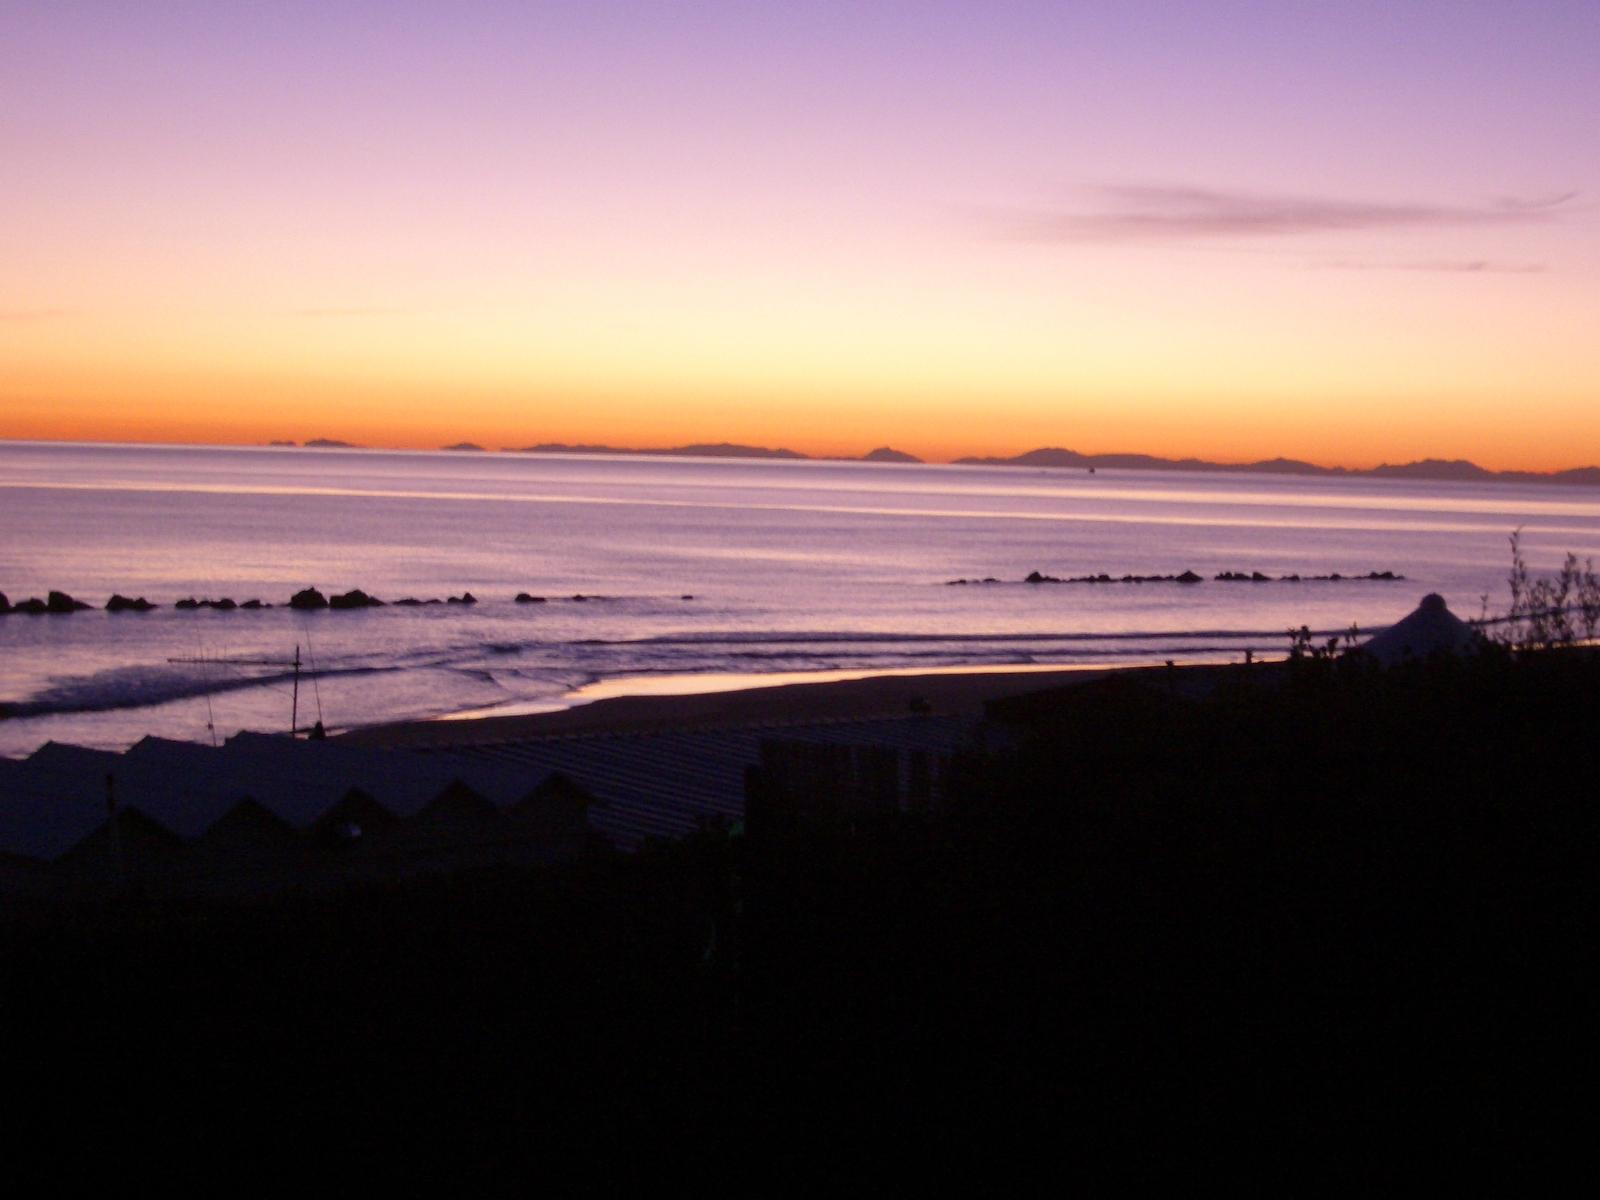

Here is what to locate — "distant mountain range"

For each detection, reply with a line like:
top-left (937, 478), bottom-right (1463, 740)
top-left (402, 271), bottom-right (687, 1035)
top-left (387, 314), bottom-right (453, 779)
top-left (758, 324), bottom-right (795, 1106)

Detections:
top-left (953, 448), bottom-right (1600, 487)
top-left (510, 442), bottom-right (923, 464)
top-left (267, 437), bottom-right (1599, 485)
top-left (1365, 458), bottom-right (1600, 485)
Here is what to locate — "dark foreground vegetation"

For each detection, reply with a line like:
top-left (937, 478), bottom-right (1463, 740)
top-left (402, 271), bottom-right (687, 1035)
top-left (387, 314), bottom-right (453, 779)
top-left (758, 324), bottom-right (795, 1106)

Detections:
top-left (4, 647), bottom-right (1597, 1179)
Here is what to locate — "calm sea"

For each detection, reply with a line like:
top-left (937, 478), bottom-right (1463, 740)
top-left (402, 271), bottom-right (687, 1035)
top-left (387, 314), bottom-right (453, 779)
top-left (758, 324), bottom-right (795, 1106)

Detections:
top-left (4, 440), bottom-right (1599, 755)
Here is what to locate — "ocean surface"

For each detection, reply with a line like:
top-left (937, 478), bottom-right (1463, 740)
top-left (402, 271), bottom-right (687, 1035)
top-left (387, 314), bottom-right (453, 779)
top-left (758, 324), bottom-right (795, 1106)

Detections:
top-left (4, 440), bottom-right (1599, 756)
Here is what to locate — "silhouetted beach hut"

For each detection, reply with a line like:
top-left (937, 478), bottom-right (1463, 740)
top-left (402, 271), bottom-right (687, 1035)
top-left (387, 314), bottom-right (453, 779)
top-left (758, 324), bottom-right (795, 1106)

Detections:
top-left (511, 772), bottom-right (596, 851)
top-left (1357, 593), bottom-right (1483, 666)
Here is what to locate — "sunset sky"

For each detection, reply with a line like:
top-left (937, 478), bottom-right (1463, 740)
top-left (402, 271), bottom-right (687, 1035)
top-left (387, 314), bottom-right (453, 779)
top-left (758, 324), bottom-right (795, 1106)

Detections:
top-left (3, 1), bottom-right (1597, 469)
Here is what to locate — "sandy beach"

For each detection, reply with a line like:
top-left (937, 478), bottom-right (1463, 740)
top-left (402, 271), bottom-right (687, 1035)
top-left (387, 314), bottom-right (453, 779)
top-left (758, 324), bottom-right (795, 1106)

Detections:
top-left (340, 664), bottom-right (1141, 748)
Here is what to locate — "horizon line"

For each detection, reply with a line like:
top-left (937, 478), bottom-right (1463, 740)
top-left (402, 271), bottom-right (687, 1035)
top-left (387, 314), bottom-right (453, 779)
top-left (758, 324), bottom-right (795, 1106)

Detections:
top-left (2, 434), bottom-right (1597, 482)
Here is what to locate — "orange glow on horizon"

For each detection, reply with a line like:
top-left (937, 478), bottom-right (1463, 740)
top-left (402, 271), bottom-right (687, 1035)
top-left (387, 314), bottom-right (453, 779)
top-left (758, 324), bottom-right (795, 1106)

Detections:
top-left (6, 241), bottom-right (1595, 476)
top-left (4, 385), bottom-right (1596, 477)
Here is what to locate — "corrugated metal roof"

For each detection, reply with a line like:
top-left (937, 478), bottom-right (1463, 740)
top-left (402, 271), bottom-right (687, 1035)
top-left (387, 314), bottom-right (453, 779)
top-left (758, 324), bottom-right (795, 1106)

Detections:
top-left (0, 713), bottom-right (982, 861)
top-left (0, 735), bottom-right (549, 860)
top-left (435, 713), bottom-right (981, 849)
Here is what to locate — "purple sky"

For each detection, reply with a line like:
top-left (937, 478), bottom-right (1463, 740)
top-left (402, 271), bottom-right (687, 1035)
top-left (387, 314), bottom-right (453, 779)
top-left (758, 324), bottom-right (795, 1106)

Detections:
top-left (3, 2), bottom-right (1597, 466)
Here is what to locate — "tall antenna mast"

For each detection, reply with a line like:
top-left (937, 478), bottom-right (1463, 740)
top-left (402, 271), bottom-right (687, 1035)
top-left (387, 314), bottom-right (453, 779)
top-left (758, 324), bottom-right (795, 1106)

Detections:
top-left (167, 645), bottom-right (313, 738)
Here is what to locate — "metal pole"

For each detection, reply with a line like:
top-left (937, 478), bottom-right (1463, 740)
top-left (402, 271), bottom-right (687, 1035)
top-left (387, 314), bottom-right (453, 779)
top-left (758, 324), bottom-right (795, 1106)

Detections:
top-left (106, 773), bottom-right (123, 886)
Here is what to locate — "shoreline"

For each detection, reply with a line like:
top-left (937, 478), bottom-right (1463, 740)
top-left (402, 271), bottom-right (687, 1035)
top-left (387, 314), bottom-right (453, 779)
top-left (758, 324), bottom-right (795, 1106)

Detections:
top-left (338, 660), bottom-right (1234, 749)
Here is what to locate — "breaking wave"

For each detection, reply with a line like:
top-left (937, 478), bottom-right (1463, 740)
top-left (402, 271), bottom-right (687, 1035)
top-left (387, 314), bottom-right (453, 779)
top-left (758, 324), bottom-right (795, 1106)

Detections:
top-left (5, 661), bottom-right (394, 719)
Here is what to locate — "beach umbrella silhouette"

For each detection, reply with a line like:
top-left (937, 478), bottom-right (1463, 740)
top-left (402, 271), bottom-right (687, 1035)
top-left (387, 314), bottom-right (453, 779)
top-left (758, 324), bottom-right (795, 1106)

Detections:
top-left (1356, 593), bottom-right (1482, 666)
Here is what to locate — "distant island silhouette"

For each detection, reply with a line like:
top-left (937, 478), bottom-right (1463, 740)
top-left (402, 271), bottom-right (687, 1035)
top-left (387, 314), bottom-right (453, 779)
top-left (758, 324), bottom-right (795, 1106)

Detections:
top-left (512, 441), bottom-right (809, 460)
top-left (861, 446), bottom-right (921, 463)
top-left (249, 437), bottom-right (1599, 483)
top-left (510, 442), bottom-right (925, 464)
top-left (954, 447), bottom-right (1600, 487)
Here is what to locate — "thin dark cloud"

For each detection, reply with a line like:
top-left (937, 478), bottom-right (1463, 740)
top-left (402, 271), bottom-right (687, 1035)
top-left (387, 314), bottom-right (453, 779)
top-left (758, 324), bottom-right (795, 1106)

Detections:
top-left (1319, 259), bottom-right (1547, 274)
top-left (1005, 185), bottom-right (1577, 243)
top-left (291, 306), bottom-right (411, 318)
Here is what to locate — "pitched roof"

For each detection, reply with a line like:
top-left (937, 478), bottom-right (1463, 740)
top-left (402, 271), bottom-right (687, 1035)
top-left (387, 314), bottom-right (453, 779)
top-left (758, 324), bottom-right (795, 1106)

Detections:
top-left (0, 713), bottom-right (981, 861)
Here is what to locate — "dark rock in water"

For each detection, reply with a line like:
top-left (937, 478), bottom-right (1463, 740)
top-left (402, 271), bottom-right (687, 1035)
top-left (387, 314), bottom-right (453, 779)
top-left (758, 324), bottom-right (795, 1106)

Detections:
top-left (240, 599), bottom-right (267, 609)
top-left (515, 593), bottom-right (547, 604)
top-left (329, 589), bottom-right (383, 609)
top-left (1212, 568), bottom-right (1398, 583)
top-left (211, 597), bottom-right (237, 610)
top-left (952, 564), bottom-right (1402, 587)
top-left (175, 597), bottom-right (201, 609)
top-left (570, 594), bottom-right (588, 602)
top-left (105, 594), bottom-right (156, 612)
top-left (392, 597), bottom-right (425, 606)
top-left (681, 594), bottom-right (694, 601)
top-left (47, 590), bottom-right (91, 613)
top-left (290, 587), bottom-right (329, 610)
top-left (1299, 570), bottom-right (1403, 582)
top-left (447, 592), bottom-right (477, 605)
top-left (0, 592), bottom-right (8, 613)
top-left (13, 597), bottom-right (48, 614)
